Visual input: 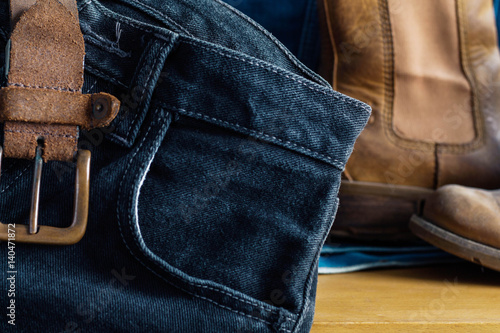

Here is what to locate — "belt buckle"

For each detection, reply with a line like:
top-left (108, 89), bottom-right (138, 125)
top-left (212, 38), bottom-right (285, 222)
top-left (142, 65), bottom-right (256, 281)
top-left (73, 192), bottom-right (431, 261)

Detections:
top-left (0, 146), bottom-right (91, 245)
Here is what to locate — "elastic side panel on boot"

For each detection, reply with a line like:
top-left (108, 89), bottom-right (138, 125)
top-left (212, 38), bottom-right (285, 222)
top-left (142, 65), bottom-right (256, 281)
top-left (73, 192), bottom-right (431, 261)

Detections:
top-left (389, 0), bottom-right (475, 145)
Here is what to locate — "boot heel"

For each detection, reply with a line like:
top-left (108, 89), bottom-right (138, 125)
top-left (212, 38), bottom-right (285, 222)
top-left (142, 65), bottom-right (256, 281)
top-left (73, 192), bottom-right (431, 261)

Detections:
top-left (329, 181), bottom-right (433, 242)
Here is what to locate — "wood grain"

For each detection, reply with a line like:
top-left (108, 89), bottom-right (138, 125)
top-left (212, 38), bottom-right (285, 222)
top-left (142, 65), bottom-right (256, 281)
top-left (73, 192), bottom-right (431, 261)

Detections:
top-left (311, 263), bottom-right (500, 332)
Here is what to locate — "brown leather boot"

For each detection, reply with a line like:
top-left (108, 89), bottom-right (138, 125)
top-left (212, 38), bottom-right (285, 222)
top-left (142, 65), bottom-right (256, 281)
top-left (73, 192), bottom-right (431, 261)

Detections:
top-left (410, 185), bottom-right (500, 272)
top-left (319, 0), bottom-right (500, 241)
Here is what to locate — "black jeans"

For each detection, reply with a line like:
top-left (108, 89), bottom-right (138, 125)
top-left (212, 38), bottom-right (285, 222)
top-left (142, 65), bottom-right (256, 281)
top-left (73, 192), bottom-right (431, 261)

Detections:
top-left (0, 0), bottom-right (370, 331)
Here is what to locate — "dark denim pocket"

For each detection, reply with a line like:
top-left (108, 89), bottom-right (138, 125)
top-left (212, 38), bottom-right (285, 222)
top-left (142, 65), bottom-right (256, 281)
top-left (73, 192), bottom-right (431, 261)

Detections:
top-left (116, 106), bottom-right (303, 332)
top-left (114, 30), bottom-right (369, 331)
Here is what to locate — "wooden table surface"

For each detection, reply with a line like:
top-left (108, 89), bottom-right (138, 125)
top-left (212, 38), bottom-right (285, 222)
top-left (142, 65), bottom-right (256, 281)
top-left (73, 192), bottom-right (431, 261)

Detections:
top-left (311, 263), bottom-right (500, 332)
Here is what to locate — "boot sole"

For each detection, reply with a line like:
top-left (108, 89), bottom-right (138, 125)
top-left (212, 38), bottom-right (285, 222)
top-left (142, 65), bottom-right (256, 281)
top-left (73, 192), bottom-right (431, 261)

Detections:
top-left (409, 215), bottom-right (500, 272)
top-left (330, 180), bottom-right (433, 242)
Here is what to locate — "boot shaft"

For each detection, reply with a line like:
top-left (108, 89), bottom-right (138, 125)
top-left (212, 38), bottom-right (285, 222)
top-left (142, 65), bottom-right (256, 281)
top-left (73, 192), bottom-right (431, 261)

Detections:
top-left (320, 0), bottom-right (500, 188)
top-left (320, 0), bottom-right (500, 241)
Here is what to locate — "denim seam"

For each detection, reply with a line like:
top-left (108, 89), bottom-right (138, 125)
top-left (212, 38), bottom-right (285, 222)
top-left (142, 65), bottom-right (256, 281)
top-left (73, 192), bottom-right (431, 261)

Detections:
top-left (120, 58), bottom-right (158, 143)
top-left (100, 37), bottom-right (165, 147)
top-left (292, 197), bottom-right (339, 333)
top-left (85, 78), bottom-right (98, 93)
top-left (279, 317), bottom-right (293, 333)
top-left (82, 32), bottom-right (132, 58)
top-left (123, 0), bottom-right (194, 37)
top-left (166, 105), bottom-right (345, 170)
top-left (85, 63), bottom-right (128, 88)
top-left (124, 42), bottom-right (165, 143)
top-left (107, 132), bottom-right (129, 146)
top-left (117, 108), bottom-right (296, 328)
top-left (121, 37), bottom-right (176, 145)
top-left (181, 38), bottom-right (370, 113)
top-left (0, 164), bottom-right (31, 194)
top-left (0, 26), bottom-right (8, 41)
top-left (1, 160), bottom-right (19, 175)
top-left (214, 0), bottom-right (324, 86)
top-left (121, 136), bottom-right (292, 328)
top-left (293, 301), bottom-right (310, 333)
top-left (78, 0), bottom-right (92, 12)
top-left (86, 0), bottom-right (173, 43)
top-left (83, 0), bottom-right (314, 91)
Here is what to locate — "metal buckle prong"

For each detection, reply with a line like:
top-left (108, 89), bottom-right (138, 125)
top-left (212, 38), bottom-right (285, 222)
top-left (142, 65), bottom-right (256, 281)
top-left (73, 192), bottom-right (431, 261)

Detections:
top-left (29, 143), bottom-right (43, 234)
top-left (0, 149), bottom-right (91, 245)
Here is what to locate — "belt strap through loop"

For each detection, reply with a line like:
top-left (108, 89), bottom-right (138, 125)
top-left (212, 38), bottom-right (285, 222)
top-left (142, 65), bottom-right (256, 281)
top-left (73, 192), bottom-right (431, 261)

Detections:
top-left (0, 0), bottom-right (121, 245)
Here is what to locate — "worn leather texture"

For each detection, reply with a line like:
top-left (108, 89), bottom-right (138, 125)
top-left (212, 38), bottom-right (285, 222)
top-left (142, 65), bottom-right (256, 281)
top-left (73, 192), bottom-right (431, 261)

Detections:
top-left (8, 0), bottom-right (84, 92)
top-left (2, 0), bottom-right (120, 161)
top-left (9, 0), bottom-right (77, 26)
top-left (4, 122), bottom-right (78, 160)
top-left (321, 0), bottom-right (435, 187)
top-left (422, 185), bottom-right (500, 249)
top-left (390, 0), bottom-right (474, 144)
top-left (321, 0), bottom-right (500, 190)
top-left (436, 0), bottom-right (500, 188)
top-left (0, 87), bottom-right (120, 129)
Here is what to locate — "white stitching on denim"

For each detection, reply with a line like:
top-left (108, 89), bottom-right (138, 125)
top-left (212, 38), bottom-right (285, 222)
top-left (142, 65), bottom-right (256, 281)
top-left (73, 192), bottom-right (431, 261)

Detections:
top-left (107, 132), bottom-right (129, 146)
top-left (86, 0), bottom-right (367, 113)
top-left (116, 108), bottom-right (294, 326)
top-left (168, 105), bottom-right (344, 169)
top-left (291, 197), bottom-right (340, 333)
top-left (181, 39), bottom-right (370, 113)
top-left (0, 164), bottom-right (31, 194)
top-left (129, 157), bottom-right (291, 319)
top-left (292, 300), bottom-right (309, 333)
top-left (85, 0), bottom-right (354, 117)
top-left (85, 64), bottom-right (128, 88)
top-left (82, 28), bottom-right (132, 58)
top-left (125, 42), bottom-right (165, 142)
top-left (127, 147), bottom-right (291, 317)
top-left (88, 0), bottom-right (170, 39)
top-left (123, 37), bottom-right (178, 145)
top-left (1, 160), bottom-right (19, 175)
top-left (7, 83), bottom-right (79, 93)
top-left (78, 0), bottom-right (92, 11)
top-left (276, 316), bottom-right (293, 333)
top-left (280, 317), bottom-right (293, 333)
top-left (86, 79), bottom-right (98, 93)
top-left (81, 1), bottom-right (179, 145)
top-left (130, 0), bottom-right (193, 37)
top-left (214, 0), bottom-right (320, 85)
top-left (117, 116), bottom-right (282, 325)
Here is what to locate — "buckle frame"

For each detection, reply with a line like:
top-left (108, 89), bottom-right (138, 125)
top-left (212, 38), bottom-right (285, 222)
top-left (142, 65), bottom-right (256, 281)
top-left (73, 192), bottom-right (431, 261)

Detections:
top-left (0, 149), bottom-right (90, 245)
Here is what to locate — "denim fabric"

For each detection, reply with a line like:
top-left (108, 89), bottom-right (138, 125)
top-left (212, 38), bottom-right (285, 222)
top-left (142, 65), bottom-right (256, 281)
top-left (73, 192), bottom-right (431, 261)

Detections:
top-left (0, 0), bottom-right (370, 331)
top-left (221, 0), bottom-right (322, 72)
top-left (319, 241), bottom-right (461, 274)
top-left (319, 244), bottom-right (462, 274)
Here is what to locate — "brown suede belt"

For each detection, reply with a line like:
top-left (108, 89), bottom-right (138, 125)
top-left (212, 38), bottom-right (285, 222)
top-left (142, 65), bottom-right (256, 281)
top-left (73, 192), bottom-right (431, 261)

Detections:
top-left (9, 0), bottom-right (78, 27)
top-left (0, 0), bottom-right (120, 244)
top-left (3, 0), bottom-right (120, 161)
